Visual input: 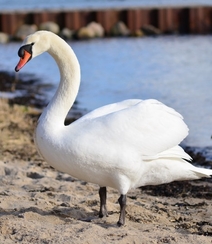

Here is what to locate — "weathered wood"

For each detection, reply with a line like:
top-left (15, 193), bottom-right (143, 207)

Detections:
top-left (190, 7), bottom-right (212, 34)
top-left (64, 12), bottom-right (81, 30)
top-left (1, 14), bottom-right (17, 34)
top-left (97, 10), bottom-right (118, 33)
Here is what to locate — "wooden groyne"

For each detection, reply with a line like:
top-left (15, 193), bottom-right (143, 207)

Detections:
top-left (0, 6), bottom-right (212, 35)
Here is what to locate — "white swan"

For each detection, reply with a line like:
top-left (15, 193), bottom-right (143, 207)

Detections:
top-left (15, 31), bottom-right (212, 226)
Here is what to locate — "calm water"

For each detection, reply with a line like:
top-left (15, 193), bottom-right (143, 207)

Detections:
top-left (0, 35), bottom-right (212, 156)
top-left (0, 0), bottom-right (212, 11)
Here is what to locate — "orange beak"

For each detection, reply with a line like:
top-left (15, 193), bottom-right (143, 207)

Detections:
top-left (15, 50), bottom-right (32, 72)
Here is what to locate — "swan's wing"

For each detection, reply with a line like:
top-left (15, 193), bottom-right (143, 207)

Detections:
top-left (76, 99), bottom-right (188, 157)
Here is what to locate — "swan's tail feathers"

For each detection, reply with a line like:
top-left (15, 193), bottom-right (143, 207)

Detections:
top-left (166, 147), bottom-right (212, 179)
top-left (191, 167), bottom-right (212, 179)
top-left (144, 145), bottom-right (192, 161)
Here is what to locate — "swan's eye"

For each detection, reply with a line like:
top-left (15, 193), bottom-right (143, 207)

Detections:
top-left (18, 46), bottom-right (25, 58)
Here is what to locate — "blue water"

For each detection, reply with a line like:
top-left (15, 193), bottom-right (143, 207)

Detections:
top-left (0, 35), bottom-right (212, 153)
top-left (0, 0), bottom-right (212, 12)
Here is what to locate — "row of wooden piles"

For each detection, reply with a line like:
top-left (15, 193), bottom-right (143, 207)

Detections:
top-left (0, 7), bottom-right (212, 36)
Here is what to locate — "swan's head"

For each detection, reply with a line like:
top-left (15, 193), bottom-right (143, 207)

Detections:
top-left (15, 31), bottom-right (51, 72)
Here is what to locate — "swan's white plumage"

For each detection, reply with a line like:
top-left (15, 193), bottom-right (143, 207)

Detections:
top-left (17, 31), bottom-right (212, 196)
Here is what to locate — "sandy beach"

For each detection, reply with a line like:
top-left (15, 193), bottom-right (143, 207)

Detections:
top-left (0, 97), bottom-right (212, 244)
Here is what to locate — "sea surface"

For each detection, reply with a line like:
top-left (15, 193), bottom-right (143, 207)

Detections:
top-left (0, 35), bottom-right (212, 157)
top-left (0, 0), bottom-right (212, 12)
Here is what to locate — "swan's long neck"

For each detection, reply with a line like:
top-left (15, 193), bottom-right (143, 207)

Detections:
top-left (40, 35), bottom-right (80, 126)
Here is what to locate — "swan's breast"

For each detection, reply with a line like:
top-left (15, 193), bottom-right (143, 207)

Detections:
top-left (34, 120), bottom-right (143, 192)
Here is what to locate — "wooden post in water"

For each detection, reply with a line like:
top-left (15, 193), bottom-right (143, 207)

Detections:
top-left (96, 10), bottom-right (119, 34)
top-left (1, 13), bottom-right (17, 34)
top-left (64, 11), bottom-right (81, 30)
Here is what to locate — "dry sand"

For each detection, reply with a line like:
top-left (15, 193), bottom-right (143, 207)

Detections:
top-left (0, 98), bottom-right (212, 244)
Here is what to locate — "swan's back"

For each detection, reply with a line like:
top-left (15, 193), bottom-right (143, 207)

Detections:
top-left (77, 99), bottom-right (141, 121)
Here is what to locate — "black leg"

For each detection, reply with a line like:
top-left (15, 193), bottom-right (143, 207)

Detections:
top-left (99, 187), bottom-right (108, 218)
top-left (117, 194), bottom-right (127, 227)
